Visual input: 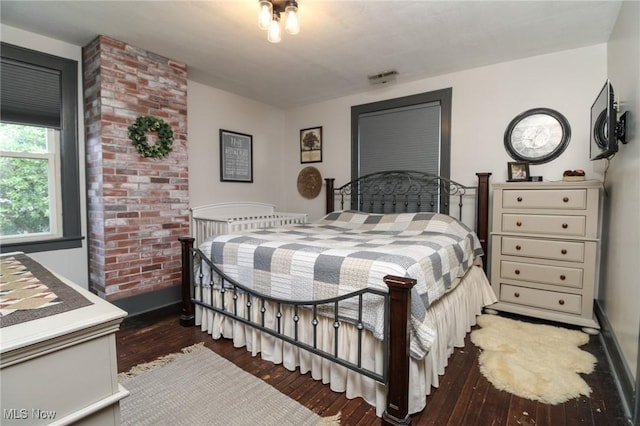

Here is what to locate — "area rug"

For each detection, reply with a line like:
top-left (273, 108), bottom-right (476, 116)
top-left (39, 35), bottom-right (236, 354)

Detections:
top-left (470, 314), bottom-right (596, 405)
top-left (118, 343), bottom-right (340, 426)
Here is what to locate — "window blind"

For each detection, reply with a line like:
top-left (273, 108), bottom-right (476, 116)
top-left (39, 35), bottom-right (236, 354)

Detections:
top-left (358, 102), bottom-right (441, 176)
top-left (1, 58), bottom-right (62, 129)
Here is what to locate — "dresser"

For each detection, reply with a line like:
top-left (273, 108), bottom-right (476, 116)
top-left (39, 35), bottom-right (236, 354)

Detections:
top-left (1, 254), bottom-right (128, 425)
top-left (489, 181), bottom-right (601, 331)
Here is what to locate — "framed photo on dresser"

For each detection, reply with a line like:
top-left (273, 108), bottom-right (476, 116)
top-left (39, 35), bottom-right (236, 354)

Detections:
top-left (507, 161), bottom-right (530, 182)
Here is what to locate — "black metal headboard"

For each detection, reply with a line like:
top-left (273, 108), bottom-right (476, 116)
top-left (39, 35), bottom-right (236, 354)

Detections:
top-left (325, 170), bottom-right (473, 219)
top-left (325, 170), bottom-right (492, 270)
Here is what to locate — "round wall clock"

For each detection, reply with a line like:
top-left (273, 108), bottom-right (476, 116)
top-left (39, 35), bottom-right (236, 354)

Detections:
top-left (504, 108), bottom-right (571, 164)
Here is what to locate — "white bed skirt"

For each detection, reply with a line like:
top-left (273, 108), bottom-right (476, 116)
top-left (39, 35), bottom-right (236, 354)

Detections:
top-left (195, 264), bottom-right (497, 417)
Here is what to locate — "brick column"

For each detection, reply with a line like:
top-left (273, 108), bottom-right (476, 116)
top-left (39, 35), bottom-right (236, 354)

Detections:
top-left (83, 36), bottom-right (188, 301)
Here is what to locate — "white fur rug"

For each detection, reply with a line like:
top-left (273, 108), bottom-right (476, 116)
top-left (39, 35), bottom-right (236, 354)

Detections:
top-left (470, 314), bottom-right (596, 405)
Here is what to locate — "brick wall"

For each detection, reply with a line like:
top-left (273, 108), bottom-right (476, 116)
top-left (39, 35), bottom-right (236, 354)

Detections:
top-left (83, 36), bottom-right (188, 301)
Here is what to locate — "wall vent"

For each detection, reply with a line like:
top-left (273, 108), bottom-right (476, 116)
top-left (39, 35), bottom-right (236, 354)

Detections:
top-left (368, 70), bottom-right (398, 85)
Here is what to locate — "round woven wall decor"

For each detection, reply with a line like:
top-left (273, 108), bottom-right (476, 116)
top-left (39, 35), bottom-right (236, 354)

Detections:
top-left (297, 166), bottom-right (322, 199)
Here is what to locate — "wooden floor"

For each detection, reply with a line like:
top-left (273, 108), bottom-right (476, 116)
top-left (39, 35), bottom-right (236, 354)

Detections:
top-left (116, 305), bottom-right (629, 426)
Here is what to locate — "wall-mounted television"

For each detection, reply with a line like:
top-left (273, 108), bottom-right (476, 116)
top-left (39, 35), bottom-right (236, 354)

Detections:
top-left (590, 80), bottom-right (617, 160)
top-left (590, 80), bottom-right (628, 161)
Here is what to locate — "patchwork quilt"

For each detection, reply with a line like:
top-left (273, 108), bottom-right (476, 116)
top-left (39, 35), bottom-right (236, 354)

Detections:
top-left (199, 210), bottom-right (484, 358)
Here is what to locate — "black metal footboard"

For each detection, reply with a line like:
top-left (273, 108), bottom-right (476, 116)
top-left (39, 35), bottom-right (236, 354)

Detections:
top-left (179, 236), bottom-right (415, 426)
top-left (193, 245), bottom-right (390, 382)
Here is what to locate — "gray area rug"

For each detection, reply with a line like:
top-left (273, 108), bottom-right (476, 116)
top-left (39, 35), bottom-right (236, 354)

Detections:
top-left (119, 343), bottom-right (340, 426)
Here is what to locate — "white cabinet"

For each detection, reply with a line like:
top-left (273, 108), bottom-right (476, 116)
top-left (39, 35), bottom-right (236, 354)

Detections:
top-left (1, 260), bottom-right (128, 425)
top-left (489, 181), bottom-right (601, 330)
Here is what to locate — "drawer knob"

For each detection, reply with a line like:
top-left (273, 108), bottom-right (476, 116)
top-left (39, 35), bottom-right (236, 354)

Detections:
top-left (562, 223), bottom-right (568, 229)
top-left (516, 221), bottom-right (522, 227)
top-left (516, 245), bottom-right (522, 251)
top-left (560, 274), bottom-right (566, 281)
top-left (561, 249), bottom-right (567, 255)
top-left (563, 197), bottom-right (569, 203)
top-left (514, 292), bottom-right (520, 298)
top-left (515, 269), bottom-right (521, 275)
top-left (517, 196), bottom-right (523, 202)
top-left (558, 299), bottom-right (565, 305)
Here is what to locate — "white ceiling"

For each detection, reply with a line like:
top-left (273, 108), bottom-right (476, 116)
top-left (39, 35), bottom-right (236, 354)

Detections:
top-left (1, 1), bottom-right (622, 109)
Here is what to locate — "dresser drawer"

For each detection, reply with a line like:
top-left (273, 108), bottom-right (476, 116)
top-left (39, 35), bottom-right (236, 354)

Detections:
top-left (502, 214), bottom-right (586, 237)
top-left (502, 189), bottom-right (587, 210)
top-left (500, 284), bottom-right (582, 314)
top-left (500, 260), bottom-right (583, 288)
top-left (501, 236), bottom-right (585, 262)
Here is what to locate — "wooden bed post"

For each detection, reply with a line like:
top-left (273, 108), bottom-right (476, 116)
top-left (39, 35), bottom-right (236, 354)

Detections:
top-left (325, 178), bottom-right (335, 214)
top-left (475, 173), bottom-right (491, 273)
top-left (382, 275), bottom-right (416, 426)
top-left (179, 236), bottom-right (195, 327)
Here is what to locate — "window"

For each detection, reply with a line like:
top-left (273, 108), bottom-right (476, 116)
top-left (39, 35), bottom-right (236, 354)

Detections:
top-left (0, 124), bottom-right (62, 242)
top-left (0, 43), bottom-right (82, 253)
top-left (351, 88), bottom-right (452, 212)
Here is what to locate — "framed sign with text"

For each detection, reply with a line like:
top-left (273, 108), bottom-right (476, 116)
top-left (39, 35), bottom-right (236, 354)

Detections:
top-left (220, 129), bottom-right (253, 183)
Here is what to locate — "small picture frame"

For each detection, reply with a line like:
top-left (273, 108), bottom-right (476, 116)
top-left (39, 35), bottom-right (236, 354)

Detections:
top-left (507, 161), bottom-right (530, 182)
top-left (300, 126), bottom-right (322, 163)
top-left (220, 129), bottom-right (253, 183)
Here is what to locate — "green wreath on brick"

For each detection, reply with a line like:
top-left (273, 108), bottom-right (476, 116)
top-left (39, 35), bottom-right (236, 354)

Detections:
top-left (128, 115), bottom-right (174, 159)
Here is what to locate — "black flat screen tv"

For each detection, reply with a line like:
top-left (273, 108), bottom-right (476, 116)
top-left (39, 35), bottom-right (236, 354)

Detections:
top-left (590, 80), bottom-right (618, 160)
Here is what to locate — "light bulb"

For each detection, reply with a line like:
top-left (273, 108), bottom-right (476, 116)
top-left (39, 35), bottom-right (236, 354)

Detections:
top-left (267, 16), bottom-right (281, 43)
top-left (285, 5), bottom-right (299, 35)
top-left (258, 0), bottom-right (272, 30)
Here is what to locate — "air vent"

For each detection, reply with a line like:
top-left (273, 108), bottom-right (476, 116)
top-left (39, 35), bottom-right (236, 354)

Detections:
top-left (368, 70), bottom-right (398, 85)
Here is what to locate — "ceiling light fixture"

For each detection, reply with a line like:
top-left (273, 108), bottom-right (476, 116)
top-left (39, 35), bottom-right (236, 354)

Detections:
top-left (258, 0), bottom-right (299, 43)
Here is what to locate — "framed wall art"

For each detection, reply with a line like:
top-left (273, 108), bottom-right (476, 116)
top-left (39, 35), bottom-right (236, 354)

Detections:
top-left (220, 129), bottom-right (253, 183)
top-left (300, 126), bottom-right (322, 163)
top-left (507, 161), bottom-right (530, 182)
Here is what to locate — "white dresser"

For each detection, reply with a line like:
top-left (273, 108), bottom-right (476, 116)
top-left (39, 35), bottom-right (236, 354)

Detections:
top-left (489, 181), bottom-right (601, 331)
top-left (1, 256), bottom-right (128, 425)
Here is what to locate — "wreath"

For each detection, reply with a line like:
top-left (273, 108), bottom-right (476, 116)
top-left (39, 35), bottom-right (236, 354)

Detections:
top-left (128, 115), bottom-right (174, 159)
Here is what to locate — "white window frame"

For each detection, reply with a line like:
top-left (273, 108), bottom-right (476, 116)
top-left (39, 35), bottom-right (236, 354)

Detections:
top-left (0, 127), bottom-right (63, 243)
top-left (1, 42), bottom-right (81, 254)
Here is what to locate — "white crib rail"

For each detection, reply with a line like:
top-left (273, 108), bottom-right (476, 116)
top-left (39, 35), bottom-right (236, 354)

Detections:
top-left (191, 202), bottom-right (307, 248)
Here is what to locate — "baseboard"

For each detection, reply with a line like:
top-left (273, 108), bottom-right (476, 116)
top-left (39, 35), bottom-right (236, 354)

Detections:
top-left (111, 285), bottom-right (182, 318)
top-left (594, 300), bottom-right (637, 424)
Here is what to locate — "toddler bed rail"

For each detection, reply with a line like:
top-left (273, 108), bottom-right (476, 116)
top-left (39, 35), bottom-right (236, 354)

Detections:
top-left (190, 202), bottom-right (307, 248)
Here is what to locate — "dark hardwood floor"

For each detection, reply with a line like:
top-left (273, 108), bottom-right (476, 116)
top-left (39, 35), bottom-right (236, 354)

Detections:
top-left (116, 305), bottom-right (629, 425)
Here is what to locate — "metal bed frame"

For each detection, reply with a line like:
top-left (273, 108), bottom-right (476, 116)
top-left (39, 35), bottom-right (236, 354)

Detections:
top-left (179, 171), bottom-right (490, 425)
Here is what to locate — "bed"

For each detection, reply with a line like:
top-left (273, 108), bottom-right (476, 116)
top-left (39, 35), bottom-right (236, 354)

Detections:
top-left (179, 171), bottom-right (495, 425)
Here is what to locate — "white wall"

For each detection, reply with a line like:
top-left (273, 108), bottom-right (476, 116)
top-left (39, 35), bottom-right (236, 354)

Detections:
top-left (187, 80), bottom-right (289, 210)
top-left (0, 26), bottom-right (293, 288)
top-left (1, 25), bottom-right (89, 288)
top-left (282, 45), bottom-right (607, 222)
top-left (602, 0), bottom-right (640, 382)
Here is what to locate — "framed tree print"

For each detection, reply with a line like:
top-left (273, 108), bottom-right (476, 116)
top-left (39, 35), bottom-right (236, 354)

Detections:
top-left (220, 129), bottom-right (253, 182)
top-left (300, 126), bottom-right (322, 163)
